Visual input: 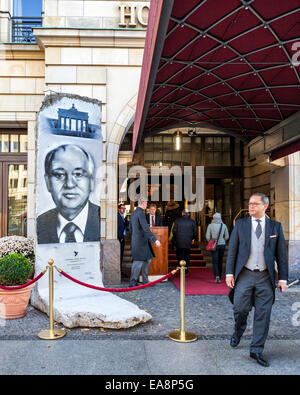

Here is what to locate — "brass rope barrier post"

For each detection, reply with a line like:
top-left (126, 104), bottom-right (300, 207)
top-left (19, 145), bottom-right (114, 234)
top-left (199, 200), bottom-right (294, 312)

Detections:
top-left (38, 259), bottom-right (66, 340)
top-left (168, 260), bottom-right (197, 343)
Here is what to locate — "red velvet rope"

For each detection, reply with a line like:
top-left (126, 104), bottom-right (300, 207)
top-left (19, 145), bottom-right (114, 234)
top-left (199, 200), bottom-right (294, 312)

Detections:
top-left (57, 269), bottom-right (178, 292)
top-left (0, 270), bottom-right (47, 291)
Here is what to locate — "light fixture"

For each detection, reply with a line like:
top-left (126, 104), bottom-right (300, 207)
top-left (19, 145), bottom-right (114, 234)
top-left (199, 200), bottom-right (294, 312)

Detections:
top-left (188, 129), bottom-right (197, 137)
top-left (174, 131), bottom-right (182, 151)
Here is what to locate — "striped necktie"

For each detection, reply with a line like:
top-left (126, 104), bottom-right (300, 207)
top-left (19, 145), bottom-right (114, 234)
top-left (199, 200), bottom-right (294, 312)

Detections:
top-left (255, 219), bottom-right (262, 239)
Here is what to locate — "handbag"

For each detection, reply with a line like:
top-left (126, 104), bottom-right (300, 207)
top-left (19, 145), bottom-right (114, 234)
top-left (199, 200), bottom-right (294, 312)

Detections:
top-left (206, 224), bottom-right (223, 252)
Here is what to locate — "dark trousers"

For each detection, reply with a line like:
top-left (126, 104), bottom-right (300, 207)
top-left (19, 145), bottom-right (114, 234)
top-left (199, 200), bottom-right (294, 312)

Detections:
top-left (233, 268), bottom-right (273, 353)
top-left (176, 248), bottom-right (191, 268)
top-left (119, 238), bottom-right (125, 270)
top-left (211, 244), bottom-right (225, 278)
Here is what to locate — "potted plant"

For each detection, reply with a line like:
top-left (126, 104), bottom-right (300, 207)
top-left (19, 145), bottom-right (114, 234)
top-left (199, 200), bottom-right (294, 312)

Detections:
top-left (0, 253), bottom-right (34, 319)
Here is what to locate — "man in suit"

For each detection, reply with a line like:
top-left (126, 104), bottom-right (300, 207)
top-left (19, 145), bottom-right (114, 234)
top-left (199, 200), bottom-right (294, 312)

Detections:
top-left (37, 144), bottom-right (100, 244)
top-left (117, 203), bottom-right (127, 271)
top-left (172, 209), bottom-right (198, 275)
top-left (146, 203), bottom-right (162, 227)
top-left (226, 193), bottom-right (288, 367)
top-left (129, 197), bottom-right (161, 287)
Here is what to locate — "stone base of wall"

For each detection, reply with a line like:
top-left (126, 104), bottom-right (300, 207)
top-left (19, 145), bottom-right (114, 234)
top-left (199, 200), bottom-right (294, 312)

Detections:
top-left (288, 240), bottom-right (300, 281)
top-left (101, 240), bottom-right (121, 285)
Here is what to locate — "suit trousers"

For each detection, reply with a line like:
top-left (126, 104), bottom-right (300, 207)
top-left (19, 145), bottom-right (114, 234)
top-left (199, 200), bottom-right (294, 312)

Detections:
top-left (233, 267), bottom-right (273, 353)
top-left (130, 259), bottom-right (151, 285)
top-left (211, 244), bottom-right (225, 278)
top-left (176, 248), bottom-right (191, 268)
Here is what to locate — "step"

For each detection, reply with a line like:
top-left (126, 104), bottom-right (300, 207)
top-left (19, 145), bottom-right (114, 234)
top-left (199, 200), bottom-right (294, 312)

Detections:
top-left (168, 259), bottom-right (206, 266)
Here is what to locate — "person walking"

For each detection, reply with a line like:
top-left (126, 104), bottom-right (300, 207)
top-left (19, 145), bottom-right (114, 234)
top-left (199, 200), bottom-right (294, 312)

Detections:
top-left (172, 209), bottom-right (198, 275)
top-left (226, 193), bottom-right (288, 367)
top-left (206, 213), bottom-right (229, 283)
top-left (129, 197), bottom-right (161, 286)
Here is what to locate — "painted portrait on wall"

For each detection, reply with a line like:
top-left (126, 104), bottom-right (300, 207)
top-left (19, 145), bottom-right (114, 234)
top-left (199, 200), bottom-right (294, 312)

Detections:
top-left (36, 94), bottom-right (102, 245)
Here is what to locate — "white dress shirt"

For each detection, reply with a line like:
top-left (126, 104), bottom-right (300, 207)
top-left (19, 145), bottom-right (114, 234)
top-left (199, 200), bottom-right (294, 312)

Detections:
top-left (57, 203), bottom-right (89, 243)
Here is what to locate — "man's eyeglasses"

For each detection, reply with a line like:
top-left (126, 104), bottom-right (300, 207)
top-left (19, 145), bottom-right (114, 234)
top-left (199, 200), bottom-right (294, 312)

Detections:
top-left (248, 202), bottom-right (263, 207)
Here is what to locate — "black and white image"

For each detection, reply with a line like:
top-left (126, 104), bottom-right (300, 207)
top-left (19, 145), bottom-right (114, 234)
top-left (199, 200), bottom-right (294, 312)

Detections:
top-left (36, 94), bottom-right (102, 245)
top-left (37, 144), bottom-right (100, 244)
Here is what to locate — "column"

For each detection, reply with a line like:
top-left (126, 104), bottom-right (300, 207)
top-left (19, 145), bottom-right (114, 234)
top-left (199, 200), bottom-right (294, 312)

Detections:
top-left (272, 152), bottom-right (300, 280)
top-left (0, 0), bottom-right (12, 42)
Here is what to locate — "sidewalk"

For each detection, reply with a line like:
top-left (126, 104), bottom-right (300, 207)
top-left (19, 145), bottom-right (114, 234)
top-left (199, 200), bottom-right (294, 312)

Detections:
top-left (0, 280), bottom-right (299, 375)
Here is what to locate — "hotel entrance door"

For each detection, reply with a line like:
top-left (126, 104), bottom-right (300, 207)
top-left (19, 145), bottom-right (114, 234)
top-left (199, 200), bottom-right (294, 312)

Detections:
top-left (202, 178), bottom-right (242, 236)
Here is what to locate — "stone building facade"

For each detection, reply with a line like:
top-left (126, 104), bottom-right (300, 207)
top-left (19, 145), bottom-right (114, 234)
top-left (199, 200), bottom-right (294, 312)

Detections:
top-left (0, 0), bottom-right (299, 282)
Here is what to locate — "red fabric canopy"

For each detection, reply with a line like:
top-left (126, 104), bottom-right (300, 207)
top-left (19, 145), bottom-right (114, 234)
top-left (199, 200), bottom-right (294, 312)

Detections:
top-left (133, 0), bottom-right (300, 153)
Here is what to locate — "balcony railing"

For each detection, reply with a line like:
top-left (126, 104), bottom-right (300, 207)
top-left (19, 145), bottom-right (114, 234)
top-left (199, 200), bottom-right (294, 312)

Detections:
top-left (11, 17), bottom-right (42, 43)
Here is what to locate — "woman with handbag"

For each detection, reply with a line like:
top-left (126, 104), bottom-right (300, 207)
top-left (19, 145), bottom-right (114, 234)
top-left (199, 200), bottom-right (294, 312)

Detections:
top-left (206, 213), bottom-right (229, 283)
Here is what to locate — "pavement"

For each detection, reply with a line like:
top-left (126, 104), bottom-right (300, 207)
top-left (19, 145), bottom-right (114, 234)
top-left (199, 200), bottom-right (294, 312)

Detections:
top-left (0, 276), bottom-right (300, 376)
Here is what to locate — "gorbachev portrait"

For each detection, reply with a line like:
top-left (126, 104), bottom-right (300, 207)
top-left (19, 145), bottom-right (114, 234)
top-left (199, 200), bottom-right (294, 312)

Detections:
top-left (37, 144), bottom-right (100, 244)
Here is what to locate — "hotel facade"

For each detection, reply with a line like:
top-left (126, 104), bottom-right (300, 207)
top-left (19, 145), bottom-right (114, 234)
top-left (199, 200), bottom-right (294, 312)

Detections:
top-left (0, 0), bottom-right (299, 283)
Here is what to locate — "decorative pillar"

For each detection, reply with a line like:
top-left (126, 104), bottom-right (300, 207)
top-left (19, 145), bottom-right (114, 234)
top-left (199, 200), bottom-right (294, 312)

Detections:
top-left (272, 152), bottom-right (300, 280)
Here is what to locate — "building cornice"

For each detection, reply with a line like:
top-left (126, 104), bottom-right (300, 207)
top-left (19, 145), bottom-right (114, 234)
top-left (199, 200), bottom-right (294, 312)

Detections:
top-left (33, 28), bottom-right (147, 49)
top-left (0, 43), bottom-right (44, 60)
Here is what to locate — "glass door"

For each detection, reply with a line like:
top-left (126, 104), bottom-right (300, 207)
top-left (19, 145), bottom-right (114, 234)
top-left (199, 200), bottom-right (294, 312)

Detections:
top-left (0, 160), bottom-right (27, 238)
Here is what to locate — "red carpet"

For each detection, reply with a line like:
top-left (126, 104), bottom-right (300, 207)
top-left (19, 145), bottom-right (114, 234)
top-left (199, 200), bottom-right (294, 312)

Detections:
top-left (170, 268), bottom-right (229, 295)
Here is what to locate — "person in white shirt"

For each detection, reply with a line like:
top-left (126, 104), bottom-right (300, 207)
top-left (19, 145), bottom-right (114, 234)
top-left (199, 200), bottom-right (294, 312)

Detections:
top-left (146, 203), bottom-right (162, 227)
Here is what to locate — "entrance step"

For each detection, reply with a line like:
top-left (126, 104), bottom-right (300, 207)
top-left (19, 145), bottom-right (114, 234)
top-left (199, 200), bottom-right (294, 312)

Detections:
top-left (168, 241), bottom-right (207, 269)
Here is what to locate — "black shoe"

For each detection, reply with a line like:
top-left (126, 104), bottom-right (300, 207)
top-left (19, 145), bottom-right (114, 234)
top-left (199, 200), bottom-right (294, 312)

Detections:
top-left (129, 283), bottom-right (138, 287)
top-left (230, 334), bottom-right (241, 348)
top-left (216, 276), bottom-right (220, 284)
top-left (250, 352), bottom-right (270, 367)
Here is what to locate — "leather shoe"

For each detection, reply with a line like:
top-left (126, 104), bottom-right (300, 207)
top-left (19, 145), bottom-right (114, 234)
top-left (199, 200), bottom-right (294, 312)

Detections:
top-left (230, 334), bottom-right (241, 348)
top-left (250, 352), bottom-right (270, 367)
top-left (129, 283), bottom-right (138, 287)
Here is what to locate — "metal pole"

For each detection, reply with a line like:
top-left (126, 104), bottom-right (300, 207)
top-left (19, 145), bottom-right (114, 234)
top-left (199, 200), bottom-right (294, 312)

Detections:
top-left (38, 260), bottom-right (66, 340)
top-left (168, 260), bottom-right (197, 343)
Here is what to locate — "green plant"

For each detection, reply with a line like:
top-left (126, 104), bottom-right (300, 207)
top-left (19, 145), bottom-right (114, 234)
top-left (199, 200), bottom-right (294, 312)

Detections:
top-left (0, 253), bottom-right (33, 286)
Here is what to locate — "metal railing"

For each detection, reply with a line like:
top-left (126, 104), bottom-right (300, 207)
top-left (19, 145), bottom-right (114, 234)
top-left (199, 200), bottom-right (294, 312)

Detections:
top-left (11, 17), bottom-right (42, 43)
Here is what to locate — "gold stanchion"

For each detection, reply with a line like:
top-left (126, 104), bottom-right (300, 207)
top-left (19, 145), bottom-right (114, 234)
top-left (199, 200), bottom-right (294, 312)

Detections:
top-left (38, 259), bottom-right (66, 340)
top-left (168, 260), bottom-right (197, 343)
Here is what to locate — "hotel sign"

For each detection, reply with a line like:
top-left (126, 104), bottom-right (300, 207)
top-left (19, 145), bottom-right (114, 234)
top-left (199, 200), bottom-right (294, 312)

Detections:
top-left (119, 4), bottom-right (150, 27)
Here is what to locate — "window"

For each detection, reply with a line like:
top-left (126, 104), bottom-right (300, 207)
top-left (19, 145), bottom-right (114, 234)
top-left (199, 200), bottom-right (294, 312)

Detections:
top-left (205, 137), bottom-right (231, 166)
top-left (0, 134), bottom-right (28, 153)
top-left (0, 132), bottom-right (28, 237)
top-left (14, 0), bottom-right (42, 17)
top-left (12, 0), bottom-right (42, 43)
top-left (143, 135), bottom-right (192, 167)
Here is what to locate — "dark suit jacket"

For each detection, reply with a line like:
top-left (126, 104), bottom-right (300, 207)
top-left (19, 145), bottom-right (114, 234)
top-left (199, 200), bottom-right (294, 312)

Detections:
top-left (146, 213), bottom-right (162, 226)
top-left (172, 216), bottom-right (198, 249)
top-left (117, 212), bottom-right (127, 241)
top-left (129, 207), bottom-right (157, 261)
top-left (226, 216), bottom-right (288, 303)
top-left (37, 201), bottom-right (100, 244)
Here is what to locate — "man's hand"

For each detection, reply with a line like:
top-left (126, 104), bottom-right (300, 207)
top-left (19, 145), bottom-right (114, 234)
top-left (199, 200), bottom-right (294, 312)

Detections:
top-left (278, 281), bottom-right (287, 293)
top-left (155, 240), bottom-right (161, 247)
top-left (226, 275), bottom-right (235, 289)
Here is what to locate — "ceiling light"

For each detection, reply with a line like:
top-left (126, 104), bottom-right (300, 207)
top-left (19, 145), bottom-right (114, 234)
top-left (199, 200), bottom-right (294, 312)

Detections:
top-left (174, 131), bottom-right (182, 151)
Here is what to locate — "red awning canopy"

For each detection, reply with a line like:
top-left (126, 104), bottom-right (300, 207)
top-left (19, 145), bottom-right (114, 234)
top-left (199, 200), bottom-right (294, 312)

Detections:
top-left (133, 0), bottom-right (300, 154)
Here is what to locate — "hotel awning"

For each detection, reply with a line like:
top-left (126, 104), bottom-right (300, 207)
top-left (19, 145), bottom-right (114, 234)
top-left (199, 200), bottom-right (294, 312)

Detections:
top-left (133, 0), bottom-right (300, 156)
